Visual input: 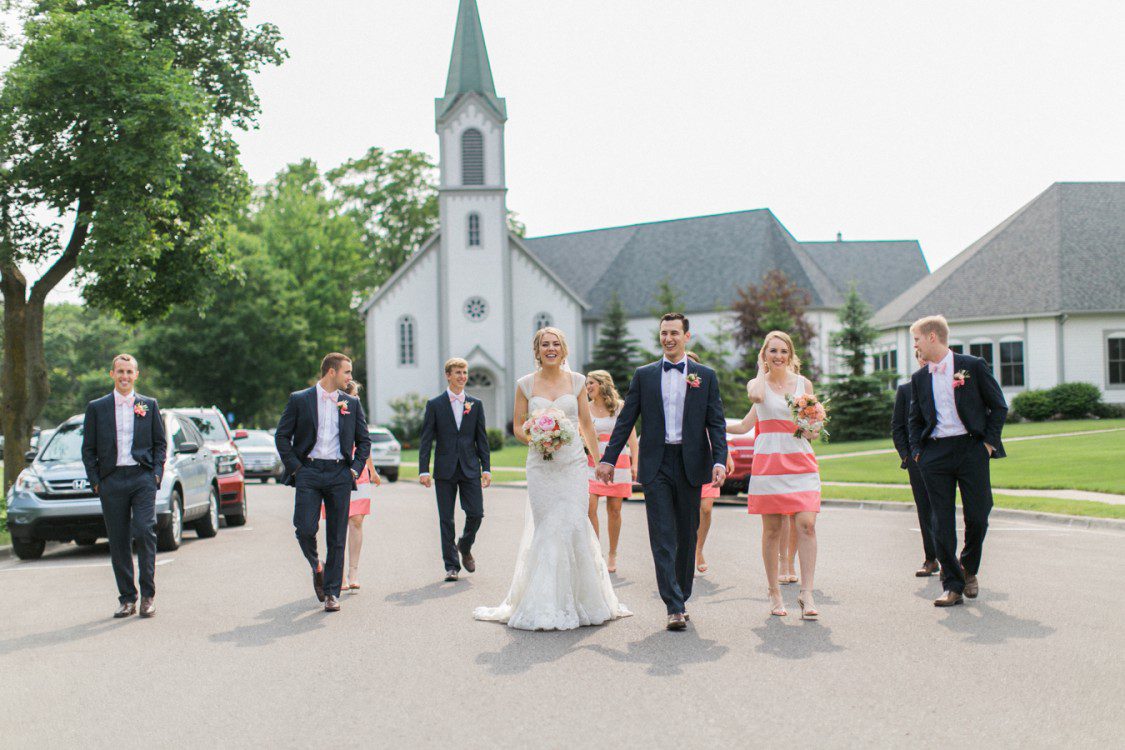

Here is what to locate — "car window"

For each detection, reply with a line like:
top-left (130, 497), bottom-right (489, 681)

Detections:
top-left (187, 411), bottom-right (229, 442)
top-left (168, 416), bottom-right (186, 450)
top-left (369, 431), bottom-right (395, 444)
top-left (39, 424), bottom-right (83, 462)
top-left (179, 417), bottom-right (204, 446)
top-left (241, 431), bottom-right (276, 448)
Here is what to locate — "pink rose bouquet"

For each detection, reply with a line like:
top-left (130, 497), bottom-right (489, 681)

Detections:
top-left (522, 407), bottom-right (576, 461)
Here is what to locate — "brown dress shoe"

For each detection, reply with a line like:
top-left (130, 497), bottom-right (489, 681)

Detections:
top-left (324, 595), bottom-right (341, 612)
top-left (313, 567), bottom-right (326, 602)
top-left (963, 574), bottom-right (979, 598)
top-left (114, 601), bottom-right (137, 618)
top-left (915, 559), bottom-right (939, 577)
top-left (139, 597), bottom-right (156, 618)
top-left (666, 613), bottom-right (687, 631)
top-left (459, 538), bottom-right (476, 573)
top-left (933, 590), bottom-right (964, 607)
top-left (444, 570), bottom-right (459, 582)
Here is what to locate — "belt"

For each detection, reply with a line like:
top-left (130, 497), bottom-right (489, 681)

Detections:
top-left (306, 458), bottom-right (347, 468)
top-left (928, 433), bottom-right (972, 442)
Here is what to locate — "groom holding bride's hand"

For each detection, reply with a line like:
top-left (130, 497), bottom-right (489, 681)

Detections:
top-left (597, 313), bottom-right (727, 631)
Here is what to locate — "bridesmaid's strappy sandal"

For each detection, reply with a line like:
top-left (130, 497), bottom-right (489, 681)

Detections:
top-left (768, 588), bottom-right (787, 617)
top-left (798, 590), bottom-right (819, 620)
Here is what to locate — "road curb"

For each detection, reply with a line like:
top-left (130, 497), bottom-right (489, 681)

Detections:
top-left (0, 544), bottom-right (11, 559)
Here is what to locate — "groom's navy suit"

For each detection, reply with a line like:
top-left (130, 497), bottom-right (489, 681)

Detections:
top-left (602, 359), bottom-right (727, 614)
top-left (275, 386), bottom-right (370, 598)
top-left (909, 352), bottom-right (1007, 594)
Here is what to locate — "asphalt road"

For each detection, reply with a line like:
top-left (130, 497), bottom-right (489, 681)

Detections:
top-left (3, 481), bottom-right (1123, 748)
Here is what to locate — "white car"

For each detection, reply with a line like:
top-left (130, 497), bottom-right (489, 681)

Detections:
top-left (369, 427), bottom-right (401, 482)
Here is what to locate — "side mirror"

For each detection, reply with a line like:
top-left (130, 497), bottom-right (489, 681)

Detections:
top-left (233, 430), bottom-right (248, 440)
top-left (25, 450), bottom-right (38, 462)
top-left (176, 441), bottom-right (200, 455)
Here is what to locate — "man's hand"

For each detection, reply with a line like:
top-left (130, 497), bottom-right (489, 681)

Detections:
top-left (419, 474), bottom-right (432, 488)
top-left (711, 464), bottom-right (727, 488)
top-left (594, 462), bottom-right (614, 484)
top-left (984, 442), bottom-right (995, 456)
top-left (92, 484), bottom-right (99, 496)
top-left (481, 472), bottom-right (492, 489)
top-left (913, 453), bottom-right (920, 463)
top-left (154, 475), bottom-right (161, 491)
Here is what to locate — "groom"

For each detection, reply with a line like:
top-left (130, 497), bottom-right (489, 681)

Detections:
top-left (598, 313), bottom-right (727, 630)
top-left (275, 353), bottom-right (371, 612)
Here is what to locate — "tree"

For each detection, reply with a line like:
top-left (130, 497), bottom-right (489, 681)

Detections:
top-left (690, 312), bottom-right (751, 418)
top-left (507, 210), bottom-right (527, 238)
top-left (0, 0), bottom-right (284, 483)
top-left (823, 286), bottom-right (893, 441)
top-left (587, 292), bottom-right (644, 394)
top-left (645, 276), bottom-right (684, 356)
top-left (731, 269), bottom-right (818, 380)
top-left (388, 392), bottom-right (428, 449)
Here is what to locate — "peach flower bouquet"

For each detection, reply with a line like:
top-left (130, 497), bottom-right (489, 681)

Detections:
top-left (785, 392), bottom-right (830, 441)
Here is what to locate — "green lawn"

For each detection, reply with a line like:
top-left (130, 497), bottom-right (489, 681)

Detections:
top-left (815, 418), bottom-right (1125, 455)
top-left (402, 443), bottom-right (529, 470)
top-left (396, 464), bottom-right (526, 484)
top-left (822, 483), bottom-right (1125, 519)
top-left (819, 429), bottom-right (1125, 494)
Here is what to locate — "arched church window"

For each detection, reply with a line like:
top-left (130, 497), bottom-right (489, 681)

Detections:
top-left (534, 312), bottom-right (553, 331)
top-left (463, 297), bottom-right (489, 322)
top-left (468, 213), bottom-right (481, 247)
top-left (466, 371), bottom-right (493, 388)
top-left (397, 315), bottom-right (416, 366)
top-left (461, 128), bottom-right (484, 185)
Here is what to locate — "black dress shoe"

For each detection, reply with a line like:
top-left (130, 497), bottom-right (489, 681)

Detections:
top-left (114, 601), bottom-right (137, 618)
top-left (139, 597), bottom-right (156, 618)
top-left (444, 570), bottom-right (459, 582)
top-left (458, 538), bottom-right (476, 573)
top-left (313, 567), bottom-right (326, 602)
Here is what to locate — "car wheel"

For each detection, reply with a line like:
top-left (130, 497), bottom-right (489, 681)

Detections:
top-left (260, 477), bottom-right (269, 484)
top-left (75, 535), bottom-right (98, 546)
top-left (195, 486), bottom-right (220, 538)
top-left (12, 538), bottom-right (45, 560)
top-left (385, 469), bottom-right (398, 483)
top-left (157, 491), bottom-right (184, 551)
top-left (225, 495), bottom-right (248, 527)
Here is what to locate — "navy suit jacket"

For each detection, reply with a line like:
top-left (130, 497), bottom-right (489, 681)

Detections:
top-left (274, 386), bottom-right (371, 487)
top-left (417, 393), bottom-right (491, 480)
top-left (81, 393), bottom-right (167, 489)
top-left (891, 382), bottom-right (913, 469)
top-left (908, 353), bottom-right (1008, 459)
top-left (602, 360), bottom-right (727, 486)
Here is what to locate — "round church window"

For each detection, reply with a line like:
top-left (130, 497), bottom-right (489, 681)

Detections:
top-left (463, 296), bottom-right (489, 322)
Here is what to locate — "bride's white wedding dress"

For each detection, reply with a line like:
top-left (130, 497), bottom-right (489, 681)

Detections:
top-left (474, 371), bottom-right (632, 631)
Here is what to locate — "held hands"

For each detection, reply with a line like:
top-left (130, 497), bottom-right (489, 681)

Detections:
top-left (594, 462), bottom-right (614, 484)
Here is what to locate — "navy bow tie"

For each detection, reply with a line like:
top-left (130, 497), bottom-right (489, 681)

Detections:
top-left (663, 360), bottom-right (685, 373)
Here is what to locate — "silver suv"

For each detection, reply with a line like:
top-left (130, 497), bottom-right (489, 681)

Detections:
top-left (6, 411), bottom-right (222, 560)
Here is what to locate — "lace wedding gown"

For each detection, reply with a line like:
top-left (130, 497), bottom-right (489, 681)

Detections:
top-left (474, 371), bottom-right (632, 630)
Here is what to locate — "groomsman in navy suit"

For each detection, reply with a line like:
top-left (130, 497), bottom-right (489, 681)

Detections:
top-left (908, 315), bottom-right (1008, 607)
top-left (275, 353), bottom-right (371, 612)
top-left (892, 348), bottom-right (939, 577)
top-left (81, 354), bottom-right (167, 618)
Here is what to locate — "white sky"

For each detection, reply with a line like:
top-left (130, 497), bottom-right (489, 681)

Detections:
top-left (6, 1), bottom-right (1125, 301)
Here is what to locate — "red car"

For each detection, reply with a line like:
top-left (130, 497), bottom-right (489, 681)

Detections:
top-left (722, 418), bottom-right (755, 495)
top-left (172, 407), bottom-right (247, 526)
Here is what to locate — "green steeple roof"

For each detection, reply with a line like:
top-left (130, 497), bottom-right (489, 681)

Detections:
top-left (437, 0), bottom-right (506, 121)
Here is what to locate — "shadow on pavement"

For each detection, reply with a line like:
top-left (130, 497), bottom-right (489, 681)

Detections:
top-left (0, 617), bottom-right (132, 656)
top-left (751, 616), bottom-right (845, 660)
top-left (476, 626), bottom-right (601, 675)
top-left (937, 599), bottom-right (1055, 644)
top-left (208, 599), bottom-right (327, 648)
top-left (384, 580), bottom-right (473, 607)
top-left (586, 628), bottom-right (729, 676)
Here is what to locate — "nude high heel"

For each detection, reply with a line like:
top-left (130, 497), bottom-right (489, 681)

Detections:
top-left (798, 590), bottom-right (819, 620)
top-left (768, 588), bottom-right (787, 617)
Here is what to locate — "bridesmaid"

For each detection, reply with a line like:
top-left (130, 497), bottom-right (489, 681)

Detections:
top-left (745, 331), bottom-right (822, 619)
top-left (585, 370), bottom-right (638, 573)
top-left (685, 351), bottom-right (734, 574)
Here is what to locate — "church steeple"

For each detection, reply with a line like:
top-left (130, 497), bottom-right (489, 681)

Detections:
top-left (436, 0), bottom-right (506, 121)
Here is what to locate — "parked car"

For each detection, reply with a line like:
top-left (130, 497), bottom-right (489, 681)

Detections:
top-left (29, 428), bottom-right (56, 459)
top-left (5, 411), bottom-right (222, 560)
top-left (369, 426), bottom-right (401, 482)
top-left (234, 429), bottom-right (284, 483)
top-left (722, 418), bottom-right (756, 495)
top-left (172, 407), bottom-right (247, 526)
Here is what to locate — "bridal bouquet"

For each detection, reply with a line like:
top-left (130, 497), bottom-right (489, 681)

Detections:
top-left (785, 393), bottom-right (830, 441)
top-left (523, 407), bottom-right (576, 461)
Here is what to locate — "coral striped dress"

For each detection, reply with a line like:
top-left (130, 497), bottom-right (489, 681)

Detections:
top-left (587, 413), bottom-right (633, 498)
top-left (747, 376), bottom-right (821, 514)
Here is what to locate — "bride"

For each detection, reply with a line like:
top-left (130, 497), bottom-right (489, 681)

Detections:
top-left (474, 327), bottom-right (631, 630)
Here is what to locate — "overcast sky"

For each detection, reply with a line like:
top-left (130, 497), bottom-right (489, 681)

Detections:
top-left (8, 1), bottom-right (1125, 301)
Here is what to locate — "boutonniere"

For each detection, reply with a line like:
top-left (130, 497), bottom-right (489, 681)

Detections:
top-left (463, 401), bottom-right (473, 415)
top-left (953, 370), bottom-right (970, 389)
top-left (337, 400), bottom-right (350, 416)
top-left (133, 402), bottom-right (148, 418)
top-left (685, 374), bottom-right (701, 389)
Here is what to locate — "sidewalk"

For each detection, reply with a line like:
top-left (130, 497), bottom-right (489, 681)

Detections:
top-left (821, 481), bottom-right (1125, 506)
top-left (819, 427), bottom-right (1124, 461)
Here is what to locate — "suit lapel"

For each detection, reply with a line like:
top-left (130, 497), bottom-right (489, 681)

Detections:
top-left (650, 362), bottom-right (666, 435)
top-left (306, 388), bottom-right (319, 443)
top-left (131, 394), bottom-right (144, 447)
top-left (105, 396), bottom-right (118, 457)
top-left (952, 353), bottom-right (967, 418)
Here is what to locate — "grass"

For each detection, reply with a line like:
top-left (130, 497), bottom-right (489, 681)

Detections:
top-left (819, 430), bottom-right (1125, 494)
top-left (401, 444), bottom-right (529, 470)
top-left (1, 467), bottom-right (8, 546)
top-left (396, 464), bottom-right (527, 484)
top-left (815, 418), bottom-right (1125, 455)
top-left (821, 483), bottom-right (1125, 519)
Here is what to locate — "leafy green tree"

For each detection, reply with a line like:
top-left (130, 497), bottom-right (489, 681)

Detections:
top-left (388, 392), bottom-right (428, 449)
top-left (0, 0), bottom-right (284, 481)
top-left (824, 287), bottom-right (893, 441)
top-left (731, 269), bottom-right (818, 380)
top-left (587, 292), bottom-right (644, 395)
top-left (645, 276), bottom-right (685, 356)
top-left (507, 211), bottom-right (527, 238)
top-left (690, 312), bottom-right (751, 418)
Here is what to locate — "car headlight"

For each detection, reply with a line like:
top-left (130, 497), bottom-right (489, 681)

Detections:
top-left (217, 454), bottom-right (240, 475)
top-left (15, 469), bottom-right (47, 494)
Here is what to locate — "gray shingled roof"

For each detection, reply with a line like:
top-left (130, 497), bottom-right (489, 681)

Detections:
top-left (874, 182), bottom-right (1125, 326)
top-left (801, 240), bottom-right (929, 310)
top-left (524, 210), bottom-right (927, 320)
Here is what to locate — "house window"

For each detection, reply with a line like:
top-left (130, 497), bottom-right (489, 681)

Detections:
top-left (969, 342), bottom-right (994, 371)
top-left (1108, 336), bottom-right (1125, 385)
top-left (466, 371), bottom-right (493, 388)
top-left (467, 213), bottom-right (481, 247)
top-left (463, 297), bottom-right (489, 322)
top-left (890, 350), bottom-right (898, 371)
top-left (397, 315), bottom-right (416, 366)
top-left (999, 340), bottom-right (1024, 387)
top-left (534, 312), bottom-right (553, 331)
top-left (461, 129), bottom-right (484, 185)
top-left (949, 344), bottom-right (963, 354)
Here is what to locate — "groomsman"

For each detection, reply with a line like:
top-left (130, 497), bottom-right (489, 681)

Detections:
top-left (418, 358), bottom-right (491, 581)
top-left (892, 348), bottom-right (938, 577)
top-left (908, 316), bottom-right (1008, 607)
top-left (275, 353), bottom-right (371, 612)
top-left (81, 354), bottom-right (167, 618)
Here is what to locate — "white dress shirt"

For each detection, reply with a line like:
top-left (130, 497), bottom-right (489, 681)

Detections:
top-left (448, 389), bottom-right (465, 430)
top-left (930, 350), bottom-right (968, 438)
top-left (114, 390), bottom-right (138, 466)
top-left (661, 356), bottom-right (688, 444)
top-left (309, 383), bottom-right (344, 460)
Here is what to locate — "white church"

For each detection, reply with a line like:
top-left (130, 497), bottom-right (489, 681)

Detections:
top-left (362, 0), bottom-right (1125, 429)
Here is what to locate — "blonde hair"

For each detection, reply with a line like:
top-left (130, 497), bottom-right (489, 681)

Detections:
top-left (685, 351), bottom-right (701, 364)
top-left (532, 327), bottom-right (569, 368)
top-left (111, 353), bottom-right (138, 370)
top-left (759, 331), bottom-right (802, 374)
top-left (910, 315), bottom-right (950, 344)
top-left (444, 357), bottom-right (469, 375)
top-left (586, 370), bottom-right (622, 415)
top-left (344, 381), bottom-right (361, 396)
